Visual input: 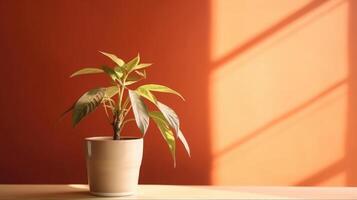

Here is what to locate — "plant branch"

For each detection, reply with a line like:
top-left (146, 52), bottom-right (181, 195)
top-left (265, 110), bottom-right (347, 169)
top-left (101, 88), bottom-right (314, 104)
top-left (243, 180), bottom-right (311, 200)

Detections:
top-left (102, 100), bottom-right (111, 124)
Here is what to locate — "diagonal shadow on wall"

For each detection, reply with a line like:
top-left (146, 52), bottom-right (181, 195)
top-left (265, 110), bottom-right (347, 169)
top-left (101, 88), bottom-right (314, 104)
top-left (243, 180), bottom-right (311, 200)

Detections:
top-left (211, 0), bottom-right (330, 69)
top-left (213, 79), bottom-right (347, 158)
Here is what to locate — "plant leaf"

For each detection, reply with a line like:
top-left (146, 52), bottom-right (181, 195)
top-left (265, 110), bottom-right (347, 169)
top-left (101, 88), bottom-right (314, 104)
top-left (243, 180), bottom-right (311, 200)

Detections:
top-left (137, 84), bottom-right (185, 100)
top-left (105, 86), bottom-right (119, 98)
top-left (125, 54), bottom-right (140, 73)
top-left (70, 68), bottom-right (104, 78)
top-left (114, 66), bottom-right (125, 78)
top-left (136, 87), bottom-right (157, 104)
top-left (135, 87), bottom-right (190, 157)
top-left (102, 66), bottom-right (119, 81)
top-left (128, 90), bottom-right (149, 134)
top-left (72, 88), bottom-right (106, 127)
top-left (155, 101), bottom-right (190, 157)
top-left (149, 111), bottom-right (176, 167)
top-left (135, 70), bottom-right (146, 78)
top-left (99, 51), bottom-right (125, 66)
top-left (156, 101), bottom-right (180, 135)
top-left (125, 72), bottom-right (145, 86)
top-left (135, 91), bottom-right (180, 136)
top-left (178, 129), bottom-right (190, 157)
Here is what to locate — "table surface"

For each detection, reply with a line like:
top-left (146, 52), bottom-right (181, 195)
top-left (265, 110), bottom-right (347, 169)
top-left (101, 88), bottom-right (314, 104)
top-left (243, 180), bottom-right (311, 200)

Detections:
top-left (1, 184), bottom-right (357, 199)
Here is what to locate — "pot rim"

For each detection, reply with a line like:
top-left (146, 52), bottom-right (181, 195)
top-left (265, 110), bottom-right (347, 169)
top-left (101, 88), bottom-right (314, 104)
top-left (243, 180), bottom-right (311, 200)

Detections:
top-left (85, 136), bottom-right (143, 143)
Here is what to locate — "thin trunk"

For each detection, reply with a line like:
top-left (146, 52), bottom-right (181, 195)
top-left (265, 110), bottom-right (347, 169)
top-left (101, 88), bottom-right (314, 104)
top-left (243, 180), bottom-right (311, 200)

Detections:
top-left (113, 112), bottom-right (121, 140)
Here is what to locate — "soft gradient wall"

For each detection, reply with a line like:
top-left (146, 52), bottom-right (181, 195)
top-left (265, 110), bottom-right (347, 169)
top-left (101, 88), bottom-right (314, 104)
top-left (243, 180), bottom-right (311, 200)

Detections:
top-left (0, 0), bottom-right (211, 184)
top-left (210, 0), bottom-right (357, 186)
top-left (0, 0), bottom-right (356, 186)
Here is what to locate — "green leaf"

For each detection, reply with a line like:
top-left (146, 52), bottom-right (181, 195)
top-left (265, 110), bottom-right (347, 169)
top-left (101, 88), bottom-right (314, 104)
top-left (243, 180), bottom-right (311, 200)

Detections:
top-left (72, 88), bottom-right (106, 127)
top-left (125, 54), bottom-right (140, 73)
top-left (105, 86), bottom-right (119, 98)
top-left (137, 84), bottom-right (185, 100)
top-left (135, 86), bottom-right (190, 157)
top-left (135, 89), bottom-right (180, 134)
top-left (99, 51), bottom-right (125, 66)
top-left (154, 103), bottom-right (190, 157)
top-left (128, 90), bottom-right (149, 134)
top-left (114, 66), bottom-right (125, 78)
top-left (149, 111), bottom-right (176, 166)
top-left (125, 71), bottom-right (146, 86)
top-left (102, 66), bottom-right (119, 81)
top-left (70, 68), bottom-right (104, 78)
top-left (136, 87), bottom-right (157, 104)
top-left (156, 101), bottom-right (180, 135)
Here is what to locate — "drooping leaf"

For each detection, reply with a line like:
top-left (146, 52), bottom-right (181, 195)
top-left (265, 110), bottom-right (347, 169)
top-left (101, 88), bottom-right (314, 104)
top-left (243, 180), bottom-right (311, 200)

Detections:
top-left (135, 89), bottom-right (182, 138)
top-left (70, 68), bottom-right (104, 78)
top-left (177, 129), bottom-right (191, 157)
top-left (152, 105), bottom-right (190, 157)
top-left (102, 66), bottom-right (119, 81)
top-left (137, 84), bottom-right (185, 100)
top-left (105, 86), bottom-right (119, 98)
top-left (149, 111), bottom-right (176, 166)
top-left (99, 51), bottom-right (125, 66)
top-left (128, 90), bottom-right (149, 134)
top-left (125, 54), bottom-right (140, 73)
top-left (156, 101), bottom-right (180, 135)
top-left (72, 88), bottom-right (106, 127)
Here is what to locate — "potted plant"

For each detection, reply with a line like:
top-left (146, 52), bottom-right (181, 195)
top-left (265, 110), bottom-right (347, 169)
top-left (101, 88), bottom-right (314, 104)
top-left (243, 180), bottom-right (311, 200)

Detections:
top-left (63, 51), bottom-right (190, 197)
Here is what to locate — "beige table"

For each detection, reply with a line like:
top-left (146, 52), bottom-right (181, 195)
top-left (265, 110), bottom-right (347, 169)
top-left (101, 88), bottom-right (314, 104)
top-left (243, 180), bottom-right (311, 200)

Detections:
top-left (1, 184), bottom-right (357, 199)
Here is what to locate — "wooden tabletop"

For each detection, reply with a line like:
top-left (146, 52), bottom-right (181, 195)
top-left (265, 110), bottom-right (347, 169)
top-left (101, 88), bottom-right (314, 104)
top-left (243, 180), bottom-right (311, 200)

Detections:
top-left (1, 184), bottom-right (357, 199)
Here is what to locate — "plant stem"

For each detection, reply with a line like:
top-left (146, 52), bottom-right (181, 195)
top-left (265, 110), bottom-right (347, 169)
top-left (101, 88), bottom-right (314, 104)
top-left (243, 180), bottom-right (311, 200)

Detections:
top-left (113, 111), bottom-right (121, 140)
top-left (114, 74), bottom-right (129, 140)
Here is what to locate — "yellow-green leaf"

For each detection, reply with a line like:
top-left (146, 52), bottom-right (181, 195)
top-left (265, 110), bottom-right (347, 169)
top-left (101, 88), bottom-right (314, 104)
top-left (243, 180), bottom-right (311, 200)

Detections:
top-left (99, 51), bottom-right (125, 66)
top-left (156, 101), bottom-right (180, 135)
top-left (114, 66), bottom-right (125, 78)
top-left (125, 54), bottom-right (140, 73)
top-left (125, 71), bottom-right (146, 86)
top-left (105, 86), bottom-right (119, 98)
top-left (149, 111), bottom-right (176, 166)
top-left (155, 102), bottom-right (190, 157)
top-left (136, 87), bottom-right (157, 104)
top-left (137, 84), bottom-right (185, 100)
top-left (70, 68), bottom-right (104, 78)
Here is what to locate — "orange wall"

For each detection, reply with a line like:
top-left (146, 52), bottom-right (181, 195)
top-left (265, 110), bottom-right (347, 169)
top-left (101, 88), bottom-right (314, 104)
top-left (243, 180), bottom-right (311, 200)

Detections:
top-left (1, 0), bottom-right (357, 186)
top-left (0, 0), bottom-right (211, 184)
top-left (210, 0), bottom-right (357, 186)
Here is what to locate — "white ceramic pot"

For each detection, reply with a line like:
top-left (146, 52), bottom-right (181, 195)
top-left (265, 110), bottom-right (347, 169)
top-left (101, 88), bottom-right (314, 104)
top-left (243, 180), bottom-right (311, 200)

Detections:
top-left (85, 136), bottom-right (143, 197)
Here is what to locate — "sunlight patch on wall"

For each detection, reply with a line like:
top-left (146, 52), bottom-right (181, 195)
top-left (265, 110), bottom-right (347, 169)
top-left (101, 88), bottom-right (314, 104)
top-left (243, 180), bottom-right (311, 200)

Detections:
top-left (210, 0), bottom-right (349, 185)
